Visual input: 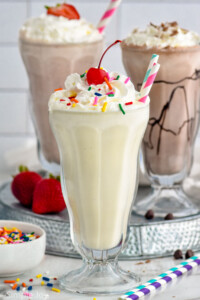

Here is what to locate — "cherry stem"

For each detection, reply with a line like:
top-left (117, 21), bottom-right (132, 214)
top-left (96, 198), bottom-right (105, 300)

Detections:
top-left (98, 40), bottom-right (122, 69)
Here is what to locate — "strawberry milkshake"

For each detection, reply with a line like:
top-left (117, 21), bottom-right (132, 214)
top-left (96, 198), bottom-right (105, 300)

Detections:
top-left (121, 22), bottom-right (200, 216)
top-left (49, 42), bottom-right (150, 294)
top-left (19, 3), bottom-right (104, 172)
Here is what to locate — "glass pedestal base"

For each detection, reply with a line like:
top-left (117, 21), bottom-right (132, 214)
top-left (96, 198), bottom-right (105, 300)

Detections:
top-left (59, 259), bottom-right (140, 295)
top-left (134, 185), bottom-right (199, 217)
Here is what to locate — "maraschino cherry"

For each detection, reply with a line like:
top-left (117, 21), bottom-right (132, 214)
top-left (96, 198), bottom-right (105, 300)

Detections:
top-left (87, 40), bottom-right (122, 85)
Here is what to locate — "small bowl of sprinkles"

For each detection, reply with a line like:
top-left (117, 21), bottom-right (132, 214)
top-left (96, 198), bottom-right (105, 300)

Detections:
top-left (0, 220), bottom-right (45, 277)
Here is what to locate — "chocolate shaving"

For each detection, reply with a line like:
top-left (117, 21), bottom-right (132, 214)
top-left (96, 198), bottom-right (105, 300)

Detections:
top-left (169, 21), bottom-right (178, 27)
top-left (170, 29), bottom-right (178, 36)
top-left (182, 28), bottom-right (189, 34)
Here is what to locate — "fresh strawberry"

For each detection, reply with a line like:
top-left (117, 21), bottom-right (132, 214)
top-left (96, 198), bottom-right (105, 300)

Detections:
top-left (11, 166), bottom-right (42, 208)
top-left (45, 3), bottom-right (80, 20)
top-left (32, 178), bottom-right (66, 214)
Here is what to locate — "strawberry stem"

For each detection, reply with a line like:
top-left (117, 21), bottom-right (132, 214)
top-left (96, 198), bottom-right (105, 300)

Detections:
top-left (19, 165), bottom-right (29, 173)
top-left (98, 40), bottom-right (122, 69)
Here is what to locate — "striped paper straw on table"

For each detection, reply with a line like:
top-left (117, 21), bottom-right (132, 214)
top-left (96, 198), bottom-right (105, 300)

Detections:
top-left (119, 255), bottom-right (200, 300)
top-left (138, 62), bottom-right (160, 103)
top-left (97, 0), bottom-right (122, 34)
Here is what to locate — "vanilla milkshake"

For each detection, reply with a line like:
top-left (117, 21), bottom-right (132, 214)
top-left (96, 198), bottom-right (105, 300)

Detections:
top-left (49, 71), bottom-right (149, 250)
top-left (19, 4), bottom-right (103, 171)
top-left (121, 22), bottom-right (200, 216)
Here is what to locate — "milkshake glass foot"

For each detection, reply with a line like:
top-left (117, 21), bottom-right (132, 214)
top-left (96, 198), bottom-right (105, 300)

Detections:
top-left (59, 258), bottom-right (140, 295)
top-left (134, 185), bottom-right (199, 217)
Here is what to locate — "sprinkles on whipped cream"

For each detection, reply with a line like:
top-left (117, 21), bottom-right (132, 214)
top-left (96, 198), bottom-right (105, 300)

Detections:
top-left (0, 227), bottom-right (39, 245)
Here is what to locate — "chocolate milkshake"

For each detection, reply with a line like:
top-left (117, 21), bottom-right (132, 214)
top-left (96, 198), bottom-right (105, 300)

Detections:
top-left (19, 4), bottom-right (104, 171)
top-left (121, 22), bottom-right (200, 216)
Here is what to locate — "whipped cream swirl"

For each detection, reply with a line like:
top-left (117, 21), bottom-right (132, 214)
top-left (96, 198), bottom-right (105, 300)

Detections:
top-left (48, 70), bottom-right (149, 113)
top-left (20, 14), bottom-right (102, 44)
top-left (125, 22), bottom-right (200, 48)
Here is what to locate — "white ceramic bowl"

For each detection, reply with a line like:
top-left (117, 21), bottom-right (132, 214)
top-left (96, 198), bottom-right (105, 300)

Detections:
top-left (0, 220), bottom-right (46, 277)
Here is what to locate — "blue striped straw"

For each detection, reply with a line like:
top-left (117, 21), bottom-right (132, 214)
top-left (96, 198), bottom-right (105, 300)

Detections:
top-left (119, 255), bottom-right (200, 300)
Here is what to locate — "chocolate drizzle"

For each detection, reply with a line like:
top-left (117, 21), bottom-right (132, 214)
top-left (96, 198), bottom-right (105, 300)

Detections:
top-left (138, 69), bottom-right (200, 155)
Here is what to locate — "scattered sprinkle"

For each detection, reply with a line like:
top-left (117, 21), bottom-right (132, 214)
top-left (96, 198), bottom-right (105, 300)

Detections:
top-left (22, 282), bottom-right (26, 287)
top-left (125, 101), bottom-right (133, 106)
top-left (52, 288), bottom-right (60, 293)
top-left (53, 278), bottom-right (57, 281)
top-left (72, 103), bottom-right (76, 108)
top-left (12, 284), bottom-right (18, 290)
top-left (102, 102), bottom-right (108, 112)
top-left (119, 103), bottom-right (125, 115)
top-left (106, 92), bottom-right (114, 95)
top-left (66, 103), bottom-right (71, 106)
top-left (110, 77), bottom-right (115, 81)
top-left (28, 286), bottom-right (32, 291)
top-left (104, 77), bottom-right (112, 90)
top-left (88, 86), bottom-right (92, 91)
top-left (116, 75), bottom-right (120, 80)
top-left (94, 92), bottom-right (102, 97)
top-left (80, 73), bottom-right (85, 78)
top-left (16, 278), bottom-right (20, 282)
top-left (108, 94), bottom-right (114, 97)
top-left (42, 277), bottom-right (50, 282)
top-left (60, 99), bottom-right (65, 102)
top-left (29, 279), bottom-right (33, 282)
top-left (4, 280), bottom-right (16, 284)
top-left (54, 88), bottom-right (63, 92)
top-left (41, 281), bottom-right (45, 286)
top-left (16, 286), bottom-right (20, 292)
top-left (23, 292), bottom-right (32, 297)
top-left (47, 283), bottom-right (53, 287)
top-left (124, 77), bottom-right (130, 84)
top-left (36, 274), bottom-right (42, 278)
top-left (70, 98), bottom-right (79, 103)
top-left (93, 97), bottom-right (98, 106)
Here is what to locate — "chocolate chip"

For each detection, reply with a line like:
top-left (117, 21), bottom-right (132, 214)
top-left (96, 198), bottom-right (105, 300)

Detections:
top-left (185, 249), bottom-right (194, 259)
top-left (174, 249), bottom-right (183, 259)
top-left (164, 213), bottom-right (174, 220)
top-left (145, 209), bottom-right (154, 220)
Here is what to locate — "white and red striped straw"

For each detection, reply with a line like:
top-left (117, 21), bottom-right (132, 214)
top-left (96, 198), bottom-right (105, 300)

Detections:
top-left (138, 62), bottom-right (160, 103)
top-left (97, 0), bottom-right (122, 34)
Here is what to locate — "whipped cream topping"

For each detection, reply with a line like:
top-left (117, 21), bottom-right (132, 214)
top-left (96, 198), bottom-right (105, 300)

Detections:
top-left (125, 22), bottom-right (200, 48)
top-left (48, 70), bottom-right (149, 113)
top-left (19, 14), bottom-right (102, 44)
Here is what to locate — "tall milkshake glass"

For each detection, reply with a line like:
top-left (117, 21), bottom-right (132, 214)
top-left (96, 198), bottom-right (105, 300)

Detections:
top-left (19, 8), bottom-right (104, 172)
top-left (121, 22), bottom-right (200, 217)
top-left (49, 66), bottom-right (149, 294)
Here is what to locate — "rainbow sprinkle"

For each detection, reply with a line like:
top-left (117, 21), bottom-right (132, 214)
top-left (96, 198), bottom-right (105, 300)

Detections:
top-left (119, 104), bottom-right (125, 115)
top-left (102, 102), bottom-right (108, 112)
top-left (0, 227), bottom-right (39, 245)
top-left (93, 97), bottom-right (98, 106)
top-left (124, 77), bottom-right (130, 84)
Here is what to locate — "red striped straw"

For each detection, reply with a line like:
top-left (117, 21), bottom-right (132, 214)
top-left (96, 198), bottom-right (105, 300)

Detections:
top-left (97, 0), bottom-right (122, 34)
top-left (138, 63), bottom-right (160, 103)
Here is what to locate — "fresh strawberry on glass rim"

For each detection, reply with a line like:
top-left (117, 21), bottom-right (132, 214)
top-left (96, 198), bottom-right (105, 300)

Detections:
top-left (45, 3), bottom-right (80, 20)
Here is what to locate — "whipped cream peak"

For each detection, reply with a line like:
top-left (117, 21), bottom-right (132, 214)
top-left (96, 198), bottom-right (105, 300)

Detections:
top-left (125, 22), bottom-right (200, 48)
top-left (48, 70), bottom-right (149, 113)
top-left (19, 14), bottom-right (102, 44)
